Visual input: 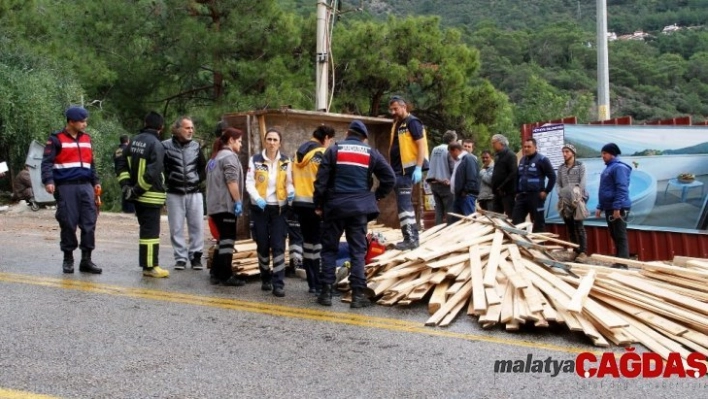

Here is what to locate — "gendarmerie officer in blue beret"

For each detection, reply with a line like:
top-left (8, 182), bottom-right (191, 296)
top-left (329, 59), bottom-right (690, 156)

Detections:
top-left (41, 106), bottom-right (102, 274)
top-left (314, 120), bottom-right (395, 308)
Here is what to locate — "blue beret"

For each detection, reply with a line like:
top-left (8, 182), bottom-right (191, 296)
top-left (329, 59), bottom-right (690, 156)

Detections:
top-left (65, 106), bottom-right (89, 121)
top-left (348, 120), bottom-right (368, 138)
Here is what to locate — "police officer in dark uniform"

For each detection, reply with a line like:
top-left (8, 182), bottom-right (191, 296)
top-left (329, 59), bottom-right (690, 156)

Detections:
top-left (41, 106), bottom-right (102, 274)
top-left (116, 111), bottom-right (170, 278)
top-left (512, 138), bottom-right (556, 232)
top-left (114, 134), bottom-right (135, 213)
top-left (314, 120), bottom-right (395, 308)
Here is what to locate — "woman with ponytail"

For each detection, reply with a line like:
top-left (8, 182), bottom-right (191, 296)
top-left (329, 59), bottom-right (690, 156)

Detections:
top-left (205, 128), bottom-right (245, 286)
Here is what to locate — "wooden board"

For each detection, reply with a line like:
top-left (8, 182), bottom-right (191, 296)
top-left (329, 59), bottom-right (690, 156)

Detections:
top-left (567, 270), bottom-right (596, 313)
top-left (482, 230), bottom-right (505, 287)
top-left (426, 280), bottom-right (472, 326)
top-left (469, 245), bottom-right (487, 313)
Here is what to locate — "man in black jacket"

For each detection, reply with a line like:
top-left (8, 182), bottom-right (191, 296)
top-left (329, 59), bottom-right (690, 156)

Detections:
top-left (447, 143), bottom-right (479, 223)
top-left (490, 134), bottom-right (518, 217)
top-left (314, 120), bottom-right (395, 309)
top-left (116, 111), bottom-right (170, 278)
top-left (512, 138), bottom-right (556, 232)
top-left (163, 116), bottom-right (207, 270)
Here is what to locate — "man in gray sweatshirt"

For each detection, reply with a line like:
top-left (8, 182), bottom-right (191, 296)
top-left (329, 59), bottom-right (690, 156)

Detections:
top-left (425, 130), bottom-right (458, 225)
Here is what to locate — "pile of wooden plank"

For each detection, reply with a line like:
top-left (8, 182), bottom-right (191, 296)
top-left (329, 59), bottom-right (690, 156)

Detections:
top-left (364, 211), bottom-right (708, 361)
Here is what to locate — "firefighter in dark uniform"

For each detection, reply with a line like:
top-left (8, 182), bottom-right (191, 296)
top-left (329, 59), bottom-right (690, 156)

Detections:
top-left (292, 125), bottom-right (336, 294)
top-left (114, 134), bottom-right (135, 213)
top-left (314, 120), bottom-right (395, 308)
top-left (512, 138), bottom-right (556, 232)
top-left (41, 106), bottom-right (102, 274)
top-left (115, 111), bottom-right (170, 278)
top-left (245, 127), bottom-right (294, 298)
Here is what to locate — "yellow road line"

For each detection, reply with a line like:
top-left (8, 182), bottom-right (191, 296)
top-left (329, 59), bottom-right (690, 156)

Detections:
top-left (0, 387), bottom-right (60, 399)
top-left (0, 272), bottom-right (596, 356)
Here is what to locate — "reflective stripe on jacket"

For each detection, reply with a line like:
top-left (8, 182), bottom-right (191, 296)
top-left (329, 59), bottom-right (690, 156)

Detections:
top-left (252, 152), bottom-right (289, 202)
top-left (389, 115), bottom-right (429, 175)
top-left (293, 139), bottom-right (324, 206)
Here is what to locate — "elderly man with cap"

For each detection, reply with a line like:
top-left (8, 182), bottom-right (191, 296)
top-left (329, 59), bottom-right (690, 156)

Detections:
top-left (314, 120), bottom-right (395, 308)
top-left (557, 143), bottom-right (589, 262)
top-left (41, 106), bottom-right (102, 274)
top-left (595, 142), bottom-right (632, 269)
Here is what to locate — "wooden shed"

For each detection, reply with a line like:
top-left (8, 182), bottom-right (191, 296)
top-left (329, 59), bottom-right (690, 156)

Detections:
top-left (222, 108), bottom-right (416, 239)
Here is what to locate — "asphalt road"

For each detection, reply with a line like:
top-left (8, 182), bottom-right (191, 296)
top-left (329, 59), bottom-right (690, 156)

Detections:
top-left (0, 207), bottom-right (704, 398)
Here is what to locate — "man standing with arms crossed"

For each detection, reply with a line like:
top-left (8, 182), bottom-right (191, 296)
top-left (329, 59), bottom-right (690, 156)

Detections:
top-left (42, 106), bottom-right (102, 274)
top-left (116, 112), bottom-right (170, 278)
top-left (512, 138), bottom-right (556, 232)
top-left (388, 96), bottom-right (429, 250)
top-left (425, 130), bottom-right (457, 226)
top-left (163, 116), bottom-right (207, 270)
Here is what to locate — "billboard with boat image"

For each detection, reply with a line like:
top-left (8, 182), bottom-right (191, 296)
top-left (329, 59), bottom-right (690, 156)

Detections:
top-left (534, 124), bottom-right (708, 231)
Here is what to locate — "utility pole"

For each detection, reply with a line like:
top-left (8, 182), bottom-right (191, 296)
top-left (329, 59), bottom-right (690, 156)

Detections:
top-left (596, 0), bottom-right (611, 120)
top-left (315, 0), bottom-right (329, 112)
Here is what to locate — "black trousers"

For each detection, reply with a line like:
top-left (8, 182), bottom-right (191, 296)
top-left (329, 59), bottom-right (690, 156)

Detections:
top-left (320, 214), bottom-right (368, 289)
top-left (54, 183), bottom-right (97, 252)
top-left (251, 204), bottom-right (287, 289)
top-left (606, 209), bottom-right (630, 259)
top-left (478, 199), bottom-right (494, 211)
top-left (210, 212), bottom-right (237, 281)
top-left (295, 207), bottom-right (323, 290)
top-left (286, 209), bottom-right (303, 264)
top-left (512, 192), bottom-right (546, 232)
top-left (135, 203), bottom-right (161, 269)
top-left (493, 193), bottom-right (515, 219)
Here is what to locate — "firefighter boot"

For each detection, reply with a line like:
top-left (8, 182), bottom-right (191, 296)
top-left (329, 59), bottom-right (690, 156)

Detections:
top-left (79, 250), bottom-right (102, 274)
top-left (350, 287), bottom-right (373, 309)
top-left (317, 284), bottom-right (333, 306)
top-left (62, 251), bottom-right (74, 274)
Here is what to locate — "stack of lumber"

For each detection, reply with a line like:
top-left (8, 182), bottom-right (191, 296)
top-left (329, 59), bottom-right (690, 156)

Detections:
top-left (364, 211), bottom-right (708, 361)
top-left (221, 223), bottom-right (403, 276)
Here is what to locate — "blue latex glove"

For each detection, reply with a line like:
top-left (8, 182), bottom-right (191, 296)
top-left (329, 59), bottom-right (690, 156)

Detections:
top-left (255, 198), bottom-right (267, 210)
top-left (287, 191), bottom-right (295, 202)
top-left (233, 201), bottom-right (243, 217)
top-left (412, 166), bottom-right (423, 184)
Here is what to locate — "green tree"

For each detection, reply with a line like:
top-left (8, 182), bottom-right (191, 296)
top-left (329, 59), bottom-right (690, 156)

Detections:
top-left (330, 15), bottom-right (510, 147)
top-left (0, 49), bottom-right (84, 173)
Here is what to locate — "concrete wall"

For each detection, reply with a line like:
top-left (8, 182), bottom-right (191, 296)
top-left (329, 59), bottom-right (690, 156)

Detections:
top-left (221, 109), bottom-right (416, 239)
